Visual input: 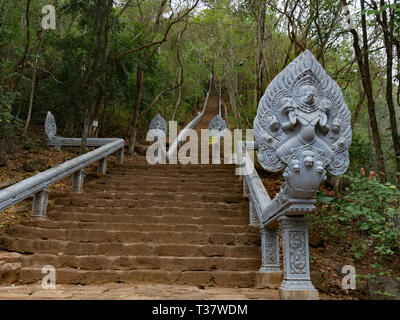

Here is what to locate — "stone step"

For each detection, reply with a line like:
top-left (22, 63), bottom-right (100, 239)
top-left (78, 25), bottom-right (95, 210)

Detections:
top-left (7, 226), bottom-right (260, 246)
top-left (17, 268), bottom-right (256, 288)
top-left (52, 198), bottom-right (248, 210)
top-left (107, 167), bottom-right (236, 175)
top-left (51, 192), bottom-right (244, 204)
top-left (0, 236), bottom-right (261, 258)
top-left (88, 180), bottom-right (242, 189)
top-left (21, 220), bottom-right (257, 234)
top-left (85, 184), bottom-right (243, 193)
top-left (114, 164), bottom-right (236, 170)
top-left (45, 212), bottom-right (250, 225)
top-left (47, 206), bottom-right (248, 217)
top-left (0, 251), bottom-right (22, 285)
top-left (22, 254), bottom-right (260, 272)
top-left (94, 176), bottom-right (240, 184)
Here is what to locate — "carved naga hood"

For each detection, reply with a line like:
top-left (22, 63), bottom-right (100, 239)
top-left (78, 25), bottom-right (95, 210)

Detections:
top-left (208, 115), bottom-right (227, 136)
top-left (254, 50), bottom-right (352, 218)
top-left (149, 114), bottom-right (168, 136)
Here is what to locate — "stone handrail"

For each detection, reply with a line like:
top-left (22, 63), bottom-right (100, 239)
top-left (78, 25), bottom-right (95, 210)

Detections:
top-left (239, 141), bottom-right (271, 225)
top-left (44, 111), bottom-right (122, 150)
top-left (0, 138), bottom-right (124, 217)
top-left (166, 76), bottom-right (213, 162)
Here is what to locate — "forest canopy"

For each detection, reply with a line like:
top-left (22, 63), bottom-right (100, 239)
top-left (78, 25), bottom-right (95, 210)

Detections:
top-left (1, 0), bottom-right (400, 182)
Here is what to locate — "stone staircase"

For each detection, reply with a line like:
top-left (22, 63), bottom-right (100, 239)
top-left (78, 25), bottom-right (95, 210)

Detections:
top-left (0, 161), bottom-right (261, 287)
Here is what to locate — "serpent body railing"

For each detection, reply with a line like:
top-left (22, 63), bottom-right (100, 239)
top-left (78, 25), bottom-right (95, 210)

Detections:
top-left (0, 136), bottom-right (124, 217)
top-left (166, 76), bottom-right (213, 162)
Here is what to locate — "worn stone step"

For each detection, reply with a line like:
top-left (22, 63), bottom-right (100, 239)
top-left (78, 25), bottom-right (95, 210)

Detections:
top-left (47, 206), bottom-right (248, 217)
top-left (114, 164), bottom-right (236, 170)
top-left (95, 176), bottom-right (240, 185)
top-left (22, 254), bottom-right (260, 271)
top-left (0, 251), bottom-right (23, 285)
top-left (7, 226), bottom-right (260, 246)
top-left (45, 212), bottom-right (249, 225)
top-left (17, 268), bottom-right (256, 287)
top-left (0, 236), bottom-right (260, 258)
top-left (21, 220), bottom-right (257, 234)
top-left (107, 167), bottom-right (236, 175)
top-left (51, 192), bottom-right (243, 204)
top-left (85, 184), bottom-right (243, 193)
top-left (52, 198), bottom-right (248, 209)
top-left (88, 180), bottom-right (242, 189)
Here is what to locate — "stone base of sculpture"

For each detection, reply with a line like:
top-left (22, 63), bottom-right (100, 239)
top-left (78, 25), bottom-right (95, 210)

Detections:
top-left (279, 286), bottom-right (319, 300)
top-left (255, 270), bottom-right (282, 289)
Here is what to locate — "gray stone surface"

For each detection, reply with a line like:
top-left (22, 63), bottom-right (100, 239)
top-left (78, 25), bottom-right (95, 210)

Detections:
top-left (279, 217), bottom-right (316, 298)
top-left (149, 114), bottom-right (168, 136)
top-left (208, 115), bottom-right (227, 137)
top-left (254, 50), bottom-right (352, 222)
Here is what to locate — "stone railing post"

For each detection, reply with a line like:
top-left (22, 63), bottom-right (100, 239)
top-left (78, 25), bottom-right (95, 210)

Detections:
top-left (243, 179), bottom-right (249, 198)
top-left (117, 148), bottom-right (124, 164)
top-left (256, 227), bottom-right (282, 289)
top-left (98, 157), bottom-right (107, 174)
top-left (72, 169), bottom-right (84, 193)
top-left (278, 217), bottom-right (317, 299)
top-left (31, 189), bottom-right (49, 218)
top-left (248, 196), bottom-right (259, 226)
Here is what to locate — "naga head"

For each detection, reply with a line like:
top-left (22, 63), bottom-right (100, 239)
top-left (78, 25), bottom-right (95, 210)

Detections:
top-left (149, 114), bottom-right (168, 136)
top-left (302, 85), bottom-right (317, 106)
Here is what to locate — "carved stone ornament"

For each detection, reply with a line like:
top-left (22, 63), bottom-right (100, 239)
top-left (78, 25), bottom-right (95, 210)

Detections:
top-left (208, 115), bottom-right (227, 137)
top-left (254, 50), bottom-right (352, 219)
top-left (149, 114), bottom-right (168, 136)
top-left (45, 111), bottom-right (57, 141)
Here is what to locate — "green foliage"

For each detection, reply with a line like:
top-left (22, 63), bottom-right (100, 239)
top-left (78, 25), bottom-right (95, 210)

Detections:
top-left (23, 137), bottom-right (42, 150)
top-left (338, 175), bottom-right (400, 259)
top-left (0, 86), bottom-right (21, 138)
top-left (316, 175), bottom-right (400, 261)
top-left (348, 134), bottom-right (376, 173)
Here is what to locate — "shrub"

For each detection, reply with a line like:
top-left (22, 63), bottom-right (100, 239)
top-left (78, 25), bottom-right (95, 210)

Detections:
top-left (317, 175), bottom-right (400, 260)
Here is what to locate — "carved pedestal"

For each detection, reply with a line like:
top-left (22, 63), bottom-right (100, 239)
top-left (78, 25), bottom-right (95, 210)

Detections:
top-left (278, 216), bottom-right (318, 300)
top-left (256, 227), bottom-right (282, 289)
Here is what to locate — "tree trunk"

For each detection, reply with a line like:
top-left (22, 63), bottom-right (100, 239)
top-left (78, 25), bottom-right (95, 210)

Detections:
top-left (80, 2), bottom-right (106, 155)
top-left (128, 67), bottom-right (144, 156)
top-left (13, 0), bottom-right (31, 121)
top-left (351, 77), bottom-right (365, 129)
top-left (23, 31), bottom-right (44, 137)
top-left (380, 0), bottom-right (400, 173)
top-left (347, 0), bottom-right (386, 181)
top-left (256, 0), bottom-right (266, 102)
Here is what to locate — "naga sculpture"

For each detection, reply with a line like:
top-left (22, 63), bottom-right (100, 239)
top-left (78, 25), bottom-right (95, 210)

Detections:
top-left (149, 114), bottom-right (168, 136)
top-left (254, 50), bottom-right (351, 219)
top-left (45, 111), bottom-right (58, 142)
top-left (253, 50), bottom-right (351, 299)
top-left (208, 114), bottom-right (227, 136)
